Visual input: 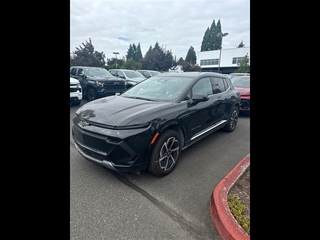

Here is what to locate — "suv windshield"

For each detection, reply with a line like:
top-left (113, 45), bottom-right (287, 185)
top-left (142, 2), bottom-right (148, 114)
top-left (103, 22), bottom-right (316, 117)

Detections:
top-left (85, 67), bottom-right (113, 77)
top-left (123, 70), bottom-right (144, 78)
top-left (232, 77), bottom-right (250, 88)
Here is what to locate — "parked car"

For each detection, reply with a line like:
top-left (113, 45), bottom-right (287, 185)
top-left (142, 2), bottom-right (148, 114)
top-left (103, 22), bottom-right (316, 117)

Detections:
top-left (109, 69), bottom-right (146, 89)
top-left (70, 77), bottom-right (82, 106)
top-left (72, 72), bottom-right (240, 177)
top-left (137, 70), bottom-right (161, 78)
top-left (231, 76), bottom-right (250, 114)
top-left (228, 72), bottom-right (250, 79)
top-left (70, 66), bottom-right (126, 101)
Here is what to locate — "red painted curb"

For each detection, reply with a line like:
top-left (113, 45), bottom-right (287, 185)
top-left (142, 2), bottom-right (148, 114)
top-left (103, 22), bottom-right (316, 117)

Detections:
top-left (210, 154), bottom-right (250, 240)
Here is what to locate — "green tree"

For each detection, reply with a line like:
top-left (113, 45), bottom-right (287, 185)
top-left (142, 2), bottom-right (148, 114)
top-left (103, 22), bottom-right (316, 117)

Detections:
top-left (126, 44), bottom-right (135, 60)
top-left (105, 57), bottom-right (124, 70)
top-left (135, 43), bottom-right (143, 61)
top-left (237, 41), bottom-right (245, 48)
top-left (185, 46), bottom-right (197, 64)
top-left (70, 38), bottom-right (106, 67)
top-left (234, 54), bottom-right (250, 73)
top-left (141, 42), bottom-right (177, 71)
top-left (177, 57), bottom-right (184, 65)
top-left (126, 43), bottom-right (143, 62)
top-left (121, 58), bottom-right (141, 70)
top-left (200, 19), bottom-right (223, 51)
top-left (214, 20), bottom-right (222, 50)
top-left (201, 27), bottom-right (211, 51)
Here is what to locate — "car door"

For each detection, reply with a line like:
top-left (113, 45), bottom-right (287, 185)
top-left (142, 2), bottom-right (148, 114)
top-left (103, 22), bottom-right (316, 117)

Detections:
top-left (74, 67), bottom-right (88, 91)
top-left (211, 77), bottom-right (230, 122)
top-left (180, 77), bottom-right (216, 141)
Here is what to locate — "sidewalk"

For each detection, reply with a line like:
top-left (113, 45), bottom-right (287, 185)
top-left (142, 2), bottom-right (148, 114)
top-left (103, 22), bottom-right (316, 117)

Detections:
top-left (209, 154), bottom-right (250, 240)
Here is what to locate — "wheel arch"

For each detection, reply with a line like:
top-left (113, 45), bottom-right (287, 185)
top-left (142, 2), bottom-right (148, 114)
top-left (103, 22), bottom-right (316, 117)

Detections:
top-left (156, 120), bottom-right (186, 148)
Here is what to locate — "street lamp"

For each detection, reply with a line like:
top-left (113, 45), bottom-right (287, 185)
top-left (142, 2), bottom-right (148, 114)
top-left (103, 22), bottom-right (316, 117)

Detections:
top-left (113, 52), bottom-right (119, 68)
top-left (217, 32), bottom-right (228, 72)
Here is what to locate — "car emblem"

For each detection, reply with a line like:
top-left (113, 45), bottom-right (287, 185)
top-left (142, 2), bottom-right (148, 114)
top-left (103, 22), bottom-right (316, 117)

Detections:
top-left (114, 82), bottom-right (119, 85)
top-left (82, 121), bottom-right (90, 127)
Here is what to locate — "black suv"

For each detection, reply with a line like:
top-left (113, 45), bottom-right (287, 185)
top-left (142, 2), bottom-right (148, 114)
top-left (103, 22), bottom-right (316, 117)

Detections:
top-left (70, 66), bottom-right (126, 101)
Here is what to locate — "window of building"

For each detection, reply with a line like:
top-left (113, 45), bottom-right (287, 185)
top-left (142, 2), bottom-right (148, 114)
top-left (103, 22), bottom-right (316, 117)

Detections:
top-left (232, 57), bottom-right (244, 64)
top-left (200, 59), bottom-right (219, 66)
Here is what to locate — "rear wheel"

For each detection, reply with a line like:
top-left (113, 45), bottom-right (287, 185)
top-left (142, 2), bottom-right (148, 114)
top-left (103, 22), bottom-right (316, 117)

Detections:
top-left (223, 105), bottom-right (239, 132)
top-left (87, 88), bottom-right (97, 101)
top-left (147, 129), bottom-right (182, 177)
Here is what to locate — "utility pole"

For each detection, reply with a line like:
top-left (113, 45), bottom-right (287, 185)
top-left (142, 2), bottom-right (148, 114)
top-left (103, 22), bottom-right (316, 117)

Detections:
top-left (217, 33), bottom-right (228, 72)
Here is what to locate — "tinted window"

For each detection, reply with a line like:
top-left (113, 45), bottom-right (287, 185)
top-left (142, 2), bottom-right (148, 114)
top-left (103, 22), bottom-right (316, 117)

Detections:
top-left (70, 68), bottom-right (76, 76)
top-left (77, 68), bottom-right (84, 76)
top-left (212, 77), bottom-right (226, 93)
top-left (192, 77), bottom-right (213, 96)
top-left (118, 71), bottom-right (125, 78)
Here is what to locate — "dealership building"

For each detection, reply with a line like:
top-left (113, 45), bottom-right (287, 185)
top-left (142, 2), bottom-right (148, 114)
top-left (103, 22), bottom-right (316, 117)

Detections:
top-left (196, 46), bottom-right (250, 74)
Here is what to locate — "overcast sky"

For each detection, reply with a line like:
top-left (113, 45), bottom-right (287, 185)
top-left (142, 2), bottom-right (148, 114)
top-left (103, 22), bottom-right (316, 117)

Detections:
top-left (70, 0), bottom-right (250, 61)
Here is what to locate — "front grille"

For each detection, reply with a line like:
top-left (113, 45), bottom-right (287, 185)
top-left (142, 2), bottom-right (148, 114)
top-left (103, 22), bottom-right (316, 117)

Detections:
top-left (103, 82), bottom-right (126, 92)
top-left (72, 124), bottom-right (133, 164)
top-left (70, 87), bottom-right (81, 93)
top-left (240, 100), bottom-right (250, 109)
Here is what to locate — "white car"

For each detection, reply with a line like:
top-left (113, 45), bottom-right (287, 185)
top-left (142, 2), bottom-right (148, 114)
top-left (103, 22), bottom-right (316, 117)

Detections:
top-left (70, 77), bottom-right (82, 106)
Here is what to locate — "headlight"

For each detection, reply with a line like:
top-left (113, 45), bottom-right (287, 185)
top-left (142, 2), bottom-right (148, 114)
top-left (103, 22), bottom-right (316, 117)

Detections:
top-left (95, 81), bottom-right (103, 86)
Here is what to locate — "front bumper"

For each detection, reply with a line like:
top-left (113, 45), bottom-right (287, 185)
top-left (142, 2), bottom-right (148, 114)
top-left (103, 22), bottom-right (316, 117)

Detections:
top-left (240, 96), bottom-right (250, 111)
top-left (72, 120), bottom-right (154, 172)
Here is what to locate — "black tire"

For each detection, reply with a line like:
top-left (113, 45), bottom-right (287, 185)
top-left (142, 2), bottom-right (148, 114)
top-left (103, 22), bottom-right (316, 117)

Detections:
top-left (223, 105), bottom-right (239, 132)
top-left (147, 129), bottom-right (182, 177)
top-left (87, 88), bottom-right (97, 101)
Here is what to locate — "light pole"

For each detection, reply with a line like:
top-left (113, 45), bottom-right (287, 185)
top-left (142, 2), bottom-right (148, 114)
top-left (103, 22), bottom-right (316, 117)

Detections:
top-left (217, 32), bottom-right (228, 72)
top-left (113, 52), bottom-right (119, 68)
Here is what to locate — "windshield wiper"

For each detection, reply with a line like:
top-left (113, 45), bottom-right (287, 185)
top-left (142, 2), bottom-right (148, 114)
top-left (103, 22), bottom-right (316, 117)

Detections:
top-left (124, 96), bottom-right (154, 101)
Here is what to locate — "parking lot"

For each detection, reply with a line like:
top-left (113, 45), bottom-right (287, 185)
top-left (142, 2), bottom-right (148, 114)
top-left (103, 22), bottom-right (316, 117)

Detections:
top-left (70, 99), bottom-right (250, 239)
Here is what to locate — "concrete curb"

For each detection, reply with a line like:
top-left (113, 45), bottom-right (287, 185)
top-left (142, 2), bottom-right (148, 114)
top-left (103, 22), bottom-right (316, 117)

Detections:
top-left (210, 154), bottom-right (250, 240)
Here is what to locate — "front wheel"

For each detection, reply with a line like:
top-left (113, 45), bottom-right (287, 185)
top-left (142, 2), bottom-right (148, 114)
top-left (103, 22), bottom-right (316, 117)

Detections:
top-left (223, 105), bottom-right (239, 132)
top-left (87, 88), bottom-right (97, 101)
top-left (147, 129), bottom-right (182, 177)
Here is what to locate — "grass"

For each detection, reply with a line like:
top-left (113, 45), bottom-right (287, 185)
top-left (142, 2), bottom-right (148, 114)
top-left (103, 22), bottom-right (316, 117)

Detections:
top-left (227, 193), bottom-right (250, 235)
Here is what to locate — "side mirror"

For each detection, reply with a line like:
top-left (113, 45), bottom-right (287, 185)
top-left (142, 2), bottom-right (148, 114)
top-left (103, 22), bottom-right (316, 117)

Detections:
top-left (189, 93), bottom-right (209, 106)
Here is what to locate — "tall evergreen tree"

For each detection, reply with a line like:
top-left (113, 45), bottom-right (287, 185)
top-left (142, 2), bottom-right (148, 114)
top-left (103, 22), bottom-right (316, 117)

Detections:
top-left (215, 20), bottom-right (222, 50)
top-left (185, 46), bottom-right (197, 64)
top-left (237, 41), bottom-right (245, 48)
top-left (200, 19), bottom-right (223, 51)
top-left (208, 20), bottom-right (216, 50)
top-left (136, 43), bottom-right (143, 61)
top-left (126, 44), bottom-right (133, 60)
top-left (177, 57), bottom-right (184, 65)
top-left (201, 27), bottom-right (210, 51)
top-left (132, 44), bottom-right (137, 60)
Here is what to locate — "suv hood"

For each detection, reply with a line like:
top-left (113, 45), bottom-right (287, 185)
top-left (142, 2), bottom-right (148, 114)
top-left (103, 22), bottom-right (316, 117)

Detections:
top-left (70, 77), bottom-right (79, 84)
top-left (126, 77), bottom-right (145, 82)
top-left (88, 76), bottom-right (125, 82)
top-left (234, 87), bottom-right (250, 95)
top-left (75, 95), bottom-right (172, 127)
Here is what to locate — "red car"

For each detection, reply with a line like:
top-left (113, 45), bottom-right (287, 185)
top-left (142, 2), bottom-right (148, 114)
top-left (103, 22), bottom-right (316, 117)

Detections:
top-left (231, 76), bottom-right (250, 114)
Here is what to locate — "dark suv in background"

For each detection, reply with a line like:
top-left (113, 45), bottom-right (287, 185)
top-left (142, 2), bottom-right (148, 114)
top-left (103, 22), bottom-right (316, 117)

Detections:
top-left (70, 66), bottom-right (126, 101)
